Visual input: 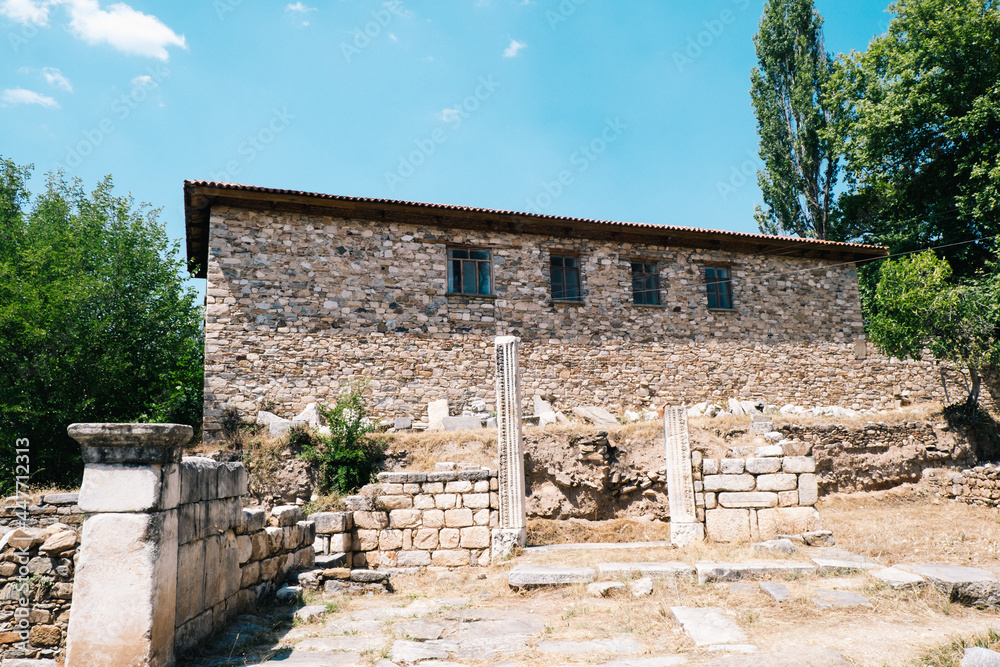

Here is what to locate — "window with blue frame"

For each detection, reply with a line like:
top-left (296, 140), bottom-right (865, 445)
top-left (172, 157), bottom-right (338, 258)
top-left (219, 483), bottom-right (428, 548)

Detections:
top-left (705, 265), bottom-right (734, 309)
top-left (550, 255), bottom-right (582, 301)
top-left (447, 247), bottom-right (492, 295)
top-left (631, 261), bottom-right (661, 305)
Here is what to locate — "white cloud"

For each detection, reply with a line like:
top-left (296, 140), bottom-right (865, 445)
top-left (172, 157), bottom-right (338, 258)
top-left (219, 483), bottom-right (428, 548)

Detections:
top-left (502, 37), bottom-right (526, 58)
top-left (284, 2), bottom-right (314, 13)
top-left (41, 66), bottom-right (72, 91)
top-left (60, 0), bottom-right (186, 60)
top-left (1, 87), bottom-right (59, 108)
top-left (0, 0), bottom-right (50, 25)
top-left (130, 74), bottom-right (152, 87)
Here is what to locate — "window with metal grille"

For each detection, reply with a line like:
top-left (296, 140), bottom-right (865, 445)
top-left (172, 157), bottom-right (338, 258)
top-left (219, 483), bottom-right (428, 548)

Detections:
top-left (447, 247), bottom-right (492, 295)
top-left (705, 265), bottom-right (734, 309)
top-left (550, 255), bottom-right (582, 301)
top-left (630, 261), bottom-right (661, 305)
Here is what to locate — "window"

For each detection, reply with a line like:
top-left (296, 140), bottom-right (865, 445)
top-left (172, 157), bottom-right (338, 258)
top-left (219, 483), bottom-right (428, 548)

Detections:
top-left (705, 265), bottom-right (734, 309)
top-left (550, 255), bottom-right (582, 301)
top-left (447, 247), bottom-right (492, 295)
top-left (631, 261), bottom-right (661, 305)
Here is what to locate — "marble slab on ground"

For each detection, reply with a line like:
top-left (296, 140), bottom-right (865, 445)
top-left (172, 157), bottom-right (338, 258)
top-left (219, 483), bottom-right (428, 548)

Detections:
top-left (700, 646), bottom-right (850, 666)
top-left (812, 589), bottom-right (873, 609)
top-left (390, 639), bottom-right (450, 663)
top-left (898, 563), bottom-right (1000, 608)
top-left (670, 606), bottom-right (748, 646)
top-left (811, 550), bottom-right (879, 573)
top-left (263, 650), bottom-right (363, 665)
top-left (871, 567), bottom-right (925, 590)
top-left (396, 619), bottom-right (453, 640)
top-left (538, 637), bottom-right (644, 655)
top-left (597, 562), bottom-right (696, 578)
top-left (451, 617), bottom-right (546, 638)
top-left (508, 564), bottom-right (595, 588)
top-left (294, 636), bottom-right (386, 652)
top-left (759, 582), bottom-right (791, 602)
top-left (574, 658), bottom-right (688, 667)
top-left (696, 561), bottom-right (816, 584)
top-left (962, 646), bottom-right (1000, 667)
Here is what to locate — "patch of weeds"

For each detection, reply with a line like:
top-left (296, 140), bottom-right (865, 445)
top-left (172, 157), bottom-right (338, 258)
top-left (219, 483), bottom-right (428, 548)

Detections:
top-left (300, 379), bottom-right (388, 495)
top-left (325, 600), bottom-right (344, 614)
top-left (916, 628), bottom-right (1000, 666)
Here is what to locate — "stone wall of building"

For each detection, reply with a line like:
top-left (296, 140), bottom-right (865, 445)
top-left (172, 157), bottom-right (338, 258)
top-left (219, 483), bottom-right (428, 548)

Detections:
top-left (174, 459), bottom-right (315, 653)
top-left (310, 468), bottom-right (500, 569)
top-left (0, 494), bottom-right (81, 662)
top-left (201, 207), bottom-right (957, 440)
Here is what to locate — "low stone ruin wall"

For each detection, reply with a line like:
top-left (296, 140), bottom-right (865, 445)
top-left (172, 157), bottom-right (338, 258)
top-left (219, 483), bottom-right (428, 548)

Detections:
top-left (0, 494), bottom-right (82, 662)
top-left (311, 468), bottom-right (500, 568)
top-left (783, 419), bottom-right (974, 493)
top-left (174, 459), bottom-right (315, 652)
top-left (927, 465), bottom-right (1000, 508)
top-left (697, 448), bottom-right (822, 543)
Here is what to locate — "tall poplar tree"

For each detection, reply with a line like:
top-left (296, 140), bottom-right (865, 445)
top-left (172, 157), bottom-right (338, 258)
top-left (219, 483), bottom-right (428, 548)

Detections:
top-left (750, 0), bottom-right (843, 240)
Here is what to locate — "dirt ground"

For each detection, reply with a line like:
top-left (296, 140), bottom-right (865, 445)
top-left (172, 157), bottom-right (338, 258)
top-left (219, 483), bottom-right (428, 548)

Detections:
top-left (190, 484), bottom-right (1000, 667)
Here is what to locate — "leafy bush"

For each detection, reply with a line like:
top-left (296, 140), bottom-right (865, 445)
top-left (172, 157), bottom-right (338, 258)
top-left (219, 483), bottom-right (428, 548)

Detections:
top-left (300, 382), bottom-right (385, 494)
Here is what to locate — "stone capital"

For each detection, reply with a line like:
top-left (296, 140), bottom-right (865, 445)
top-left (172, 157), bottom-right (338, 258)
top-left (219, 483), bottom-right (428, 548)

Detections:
top-left (69, 423), bottom-right (192, 464)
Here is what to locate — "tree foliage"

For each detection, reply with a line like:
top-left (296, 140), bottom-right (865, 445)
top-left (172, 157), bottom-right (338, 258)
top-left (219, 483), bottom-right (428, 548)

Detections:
top-left (751, 0), bottom-right (845, 240)
top-left (0, 157), bottom-right (203, 492)
top-left (835, 0), bottom-right (1000, 275)
top-left (868, 251), bottom-right (1000, 408)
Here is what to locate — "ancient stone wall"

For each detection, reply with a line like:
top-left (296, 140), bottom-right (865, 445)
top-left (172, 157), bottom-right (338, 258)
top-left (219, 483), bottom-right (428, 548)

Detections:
top-left (0, 494), bottom-right (81, 662)
top-left (174, 459), bottom-right (315, 652)
top-left (201, 206), bottom-right (957, 440)
top-left (699, 449), bottom-right (821, 543)
top-left (929, 465), bottom-right (1000, 507)
top-left (781, 420), bottom-right (976, 493)
top-left (310, 468), bottom-right (500, 569)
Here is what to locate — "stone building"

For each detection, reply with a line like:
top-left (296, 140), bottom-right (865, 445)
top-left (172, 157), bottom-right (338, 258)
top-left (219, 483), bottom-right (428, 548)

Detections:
top-left (185, 180), bottom-right (948, 441)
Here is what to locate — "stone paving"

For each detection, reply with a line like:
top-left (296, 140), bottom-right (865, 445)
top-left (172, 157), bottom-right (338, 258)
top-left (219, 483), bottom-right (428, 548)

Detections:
top-left (183, 551), bottom-right (1000, 667)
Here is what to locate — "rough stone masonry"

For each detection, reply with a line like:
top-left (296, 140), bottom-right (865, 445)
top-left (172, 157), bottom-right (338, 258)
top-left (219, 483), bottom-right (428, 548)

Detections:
top-left (184, 181), bottom-right (962, 441)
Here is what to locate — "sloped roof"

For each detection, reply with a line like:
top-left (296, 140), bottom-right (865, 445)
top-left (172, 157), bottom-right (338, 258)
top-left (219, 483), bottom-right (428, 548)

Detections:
top-left (183, 179), bottom-right (887, 279)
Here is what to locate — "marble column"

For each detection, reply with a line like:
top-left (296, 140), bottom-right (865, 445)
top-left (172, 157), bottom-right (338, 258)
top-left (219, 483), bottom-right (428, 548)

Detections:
top-left (491, 336), bottom-right (527, 561)
top-left (663, 406), bottom-right (705, 547)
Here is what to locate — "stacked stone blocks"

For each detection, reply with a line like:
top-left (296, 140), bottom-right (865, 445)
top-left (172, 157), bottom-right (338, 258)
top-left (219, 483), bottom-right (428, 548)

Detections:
top-left (175, 460), bottom-right (315, 653)
top-left (0, 494), bottom-right (81, 661)
top-left (700, 448), bottom-right (821, 543)
top-left (311, 468), bottom-right (500, 568)
top-left (938, 465), bottom-right (1000, 507)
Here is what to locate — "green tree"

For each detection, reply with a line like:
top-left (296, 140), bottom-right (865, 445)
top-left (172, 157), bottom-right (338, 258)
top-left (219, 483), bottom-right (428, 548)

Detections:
top-left (751, 0), bottom-right (844, 240)
top-left (835, 0), bottom-right (1000, 275)
top-left (867, 251), bottom-right (1000, 409)
top-left (0, 158), bottom-right (204, 492)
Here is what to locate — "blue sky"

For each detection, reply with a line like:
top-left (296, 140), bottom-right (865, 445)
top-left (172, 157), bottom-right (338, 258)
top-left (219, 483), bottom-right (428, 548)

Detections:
top-left (1, 0), bottom-right (892, 291)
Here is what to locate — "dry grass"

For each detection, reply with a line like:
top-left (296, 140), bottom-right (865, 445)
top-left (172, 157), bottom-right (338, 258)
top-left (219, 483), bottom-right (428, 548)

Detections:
top-left (818, 485), bottom-right (1000, 566)
top-left (527, 517), bottom-right (670, 545)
